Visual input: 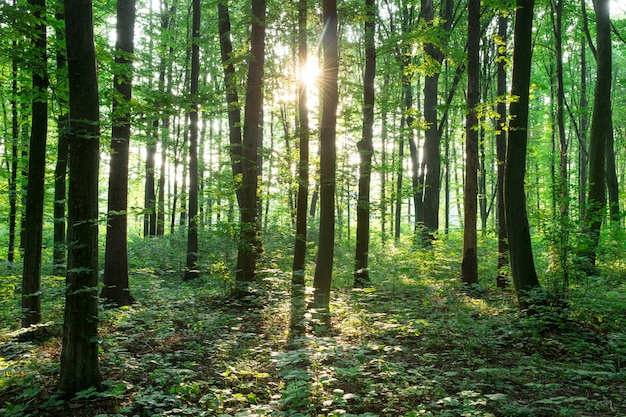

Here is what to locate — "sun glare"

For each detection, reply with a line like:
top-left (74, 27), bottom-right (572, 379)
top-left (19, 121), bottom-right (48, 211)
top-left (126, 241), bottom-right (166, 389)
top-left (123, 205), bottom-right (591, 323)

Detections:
top-left (299, 58), bottom-right (320, 90)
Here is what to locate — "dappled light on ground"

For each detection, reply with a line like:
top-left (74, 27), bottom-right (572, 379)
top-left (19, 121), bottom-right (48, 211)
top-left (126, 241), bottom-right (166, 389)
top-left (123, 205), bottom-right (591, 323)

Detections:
top-left (1, 234), bottom-right (626, 416)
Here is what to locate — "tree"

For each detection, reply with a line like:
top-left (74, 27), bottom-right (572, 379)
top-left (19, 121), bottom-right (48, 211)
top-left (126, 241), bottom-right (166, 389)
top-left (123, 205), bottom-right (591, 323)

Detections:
top-left (53, 0), bottom-right (69, 276)
top-left (421, 0), bottom-right (453, 239)
top-left (236, 0), bottom-right (266, 286)
top-left (8, 11), bottom-right (20, 264)
top-left (292, 0), bottom-right (309, 286)
top-left (578, 22), bottom-right (588, 226)
top-left (312, 0), bottom-right (339, 309)
top-left (217, 0), bottom-right (265, 288)
top-left (496, 7), bottom-right (509, 288)
top-left (583, 0), bottom-right (611, 267)
top-left (102, 0), bottom-right (136, 305)
top-left (216, 17), bottom-right (237, 167)
top-left (218, 0), bottom-right (243, 203)
top-left (184, 0), bottom-right (201, 281)
top-left (461, 0), bottom-right (479, 285)
top-left (21, 0), bottom-right (48, 328)
top-left (354, 0), bottom-right (376, 288)
top-left (58, 0), bottom-right (103, 395)
top-left (504, 0), bottom-right (541, 308)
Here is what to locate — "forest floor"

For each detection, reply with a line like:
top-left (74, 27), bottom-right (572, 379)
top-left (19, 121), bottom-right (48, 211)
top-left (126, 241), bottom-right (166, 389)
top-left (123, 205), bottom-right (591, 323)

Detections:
top-left (1, 232), bottom-right (626, 417)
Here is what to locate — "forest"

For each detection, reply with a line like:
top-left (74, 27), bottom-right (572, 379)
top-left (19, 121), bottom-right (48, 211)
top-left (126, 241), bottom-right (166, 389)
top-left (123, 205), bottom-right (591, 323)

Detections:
top-left (1, 0), bottom-right (626, 415)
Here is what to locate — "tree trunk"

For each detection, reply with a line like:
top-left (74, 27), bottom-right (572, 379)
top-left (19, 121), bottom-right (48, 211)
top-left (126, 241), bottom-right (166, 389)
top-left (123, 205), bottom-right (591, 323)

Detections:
top-left (550, 0), bottom-right (570, 289)
top-left (53, 3), bottom-right (69, 276)
top-left (22, 0), bottom-right (48, 328)
top-left (584, 0), bottom-right (611, 266)
top-left (218, 0), bottom-right (243, 205)
top-left (606, 125), bottom-right (619, 222)
top-left (59, 0), bottom-right (103, 394)
top-left (496, 10), bottom-right (509, 288)
top-left (395, 119), bottom-right (404, 241)
top-left (102, 0), bottom-right (136, 306)
top-left (461, 0), bottom-right (479, 285)
top-left (184, 0), bottom-right (201, 281)
top-left (312, 0), bottom-right (339, 309)
top-left (354, 0), bottom-right (376, 288)
top-left (8, 36), bottom-right (19, 264)
top-left (380, 70), bottom-right (390, 242)
top-left (292, 0), bottom-right (309, 286)
top-left (578, 33), bottom-right (588, 226)
top-left (144, 122), bottom-right (157, 236)
top-left (504, 0), bottom-right (541, 309)
top-left (421, 0), bottom-right (453, 240)
top-left (157, 121), bottom-right (167, 236)
top-left (235, 0), bottom-right (265, 286)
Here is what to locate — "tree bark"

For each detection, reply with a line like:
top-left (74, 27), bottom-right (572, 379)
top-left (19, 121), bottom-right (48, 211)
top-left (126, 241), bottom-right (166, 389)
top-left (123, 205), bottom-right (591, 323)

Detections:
top-left (235, 0), bottom-right (266, 286)
top-left (504, 0), bottom-right (541, 308)
top-left (184, 0), bottom-right (201, 281)
top-left (53, 2), bottom-right (69, 276)
top-left (578, 30), bottom-right (588, 226)
top-left (8, 36), bottom-right (19, 264)
top-left (461, 0), bottom-right (479, 285)
top-left (218, 0), bottom-right (242, 202)
top-left (584, 0), bottom-right (611, 266)
top-left (421, 0), bottom-right (453, 240)
top-left (496, 10), bottom-right (509, 288)
top-left (102, 0), bottom-right (136, 305)
top-left (354, 0), bottom-right (376, 288)
top-left (312, 0), bottom-right (339, 309)
top-left (292, 0), bottom-right (309, 286)
top-left (549, 0), bottom-right (570, 288)
top-left (22, 0), bottom-right (48, 328)
top-left (59, 0), bottom-right (103, 394)
top-left (606, 125), bottom-right (619, 222)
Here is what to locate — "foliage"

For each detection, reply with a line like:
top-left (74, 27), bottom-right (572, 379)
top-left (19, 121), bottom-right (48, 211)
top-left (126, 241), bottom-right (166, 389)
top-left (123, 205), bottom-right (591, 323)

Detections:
top-left (1, 232), bottom-right (625, 416)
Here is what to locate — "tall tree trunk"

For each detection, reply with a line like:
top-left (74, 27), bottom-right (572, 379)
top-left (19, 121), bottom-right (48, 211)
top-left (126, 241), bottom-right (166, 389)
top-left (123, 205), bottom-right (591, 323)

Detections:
top-left (53, 2), bottom-right (69, 276)
top-left (217, 0), bottom-right (244, 223)
top-left (235, 0), bottom-right (265, 287)
top-left (380, 70), bottom-right (390, 243)
top-left (550, 0), bottom-right (570, 289)
top-left (584, 0), bottom-right (611, 266)
top-left (22, 0), bottom-right (48, 328)
top-left (405, 75), bottom-right (418, 233)
top-left (184, 0), bottom-right (201, 281)
top-left (578, 33), bottom-right (588, 225)
top-left (496, 10), bottom-right (509, 288)
top-left (551, 0), bottom-right (568, 221)
top-left (312, 0), bottom-right (339, 309)
top-left (102, 0), bottom-right (136, 306)
top-left (59, 0), bottom-right (103, 394)
top-left (292, 0), bottom-right (309, 286)
top-left (354, 0), bottom-right (376, 288)
top-left (421, 0), bottom-right (453, 240)
top-left (8, 35), bottom-right (19, 264)
top-left (461, 0), bottom-right (479, 285)
top-left (504, 0), bottom-right (541, 309)
top-left (143, 1), bottom-right (167, 238)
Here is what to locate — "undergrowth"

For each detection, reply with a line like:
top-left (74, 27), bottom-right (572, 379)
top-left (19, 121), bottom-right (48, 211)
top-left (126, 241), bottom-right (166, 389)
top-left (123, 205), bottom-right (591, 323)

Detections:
top-left (1, 230), bottom-right (625, 416)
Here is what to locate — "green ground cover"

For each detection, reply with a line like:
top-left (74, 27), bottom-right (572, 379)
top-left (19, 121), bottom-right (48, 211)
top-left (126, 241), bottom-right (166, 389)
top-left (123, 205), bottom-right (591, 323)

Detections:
top-left (1, 231), bottom-right (625, 416)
